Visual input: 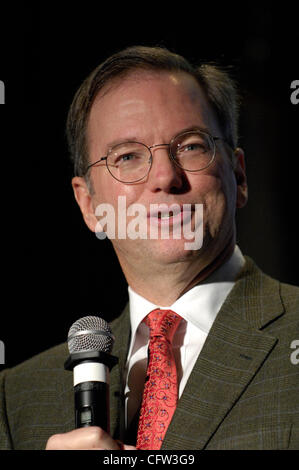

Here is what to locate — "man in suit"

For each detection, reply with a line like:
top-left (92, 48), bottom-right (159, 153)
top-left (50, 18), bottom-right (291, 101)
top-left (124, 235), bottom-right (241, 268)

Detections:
top-left (0, 46), bottom-right (298, 450)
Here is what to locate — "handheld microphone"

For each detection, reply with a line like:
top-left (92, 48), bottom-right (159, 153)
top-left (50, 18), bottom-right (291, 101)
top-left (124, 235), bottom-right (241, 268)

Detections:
top-left (64, 316), bottom-right (118, 432)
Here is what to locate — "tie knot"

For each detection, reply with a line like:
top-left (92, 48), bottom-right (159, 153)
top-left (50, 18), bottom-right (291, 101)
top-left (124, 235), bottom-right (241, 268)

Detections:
top-left (144, 309), bottom-right (181, 343)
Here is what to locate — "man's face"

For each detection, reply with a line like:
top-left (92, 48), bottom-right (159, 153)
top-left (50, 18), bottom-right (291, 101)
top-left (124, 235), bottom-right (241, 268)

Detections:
top-left (73, 70), bottom-right (247, 272)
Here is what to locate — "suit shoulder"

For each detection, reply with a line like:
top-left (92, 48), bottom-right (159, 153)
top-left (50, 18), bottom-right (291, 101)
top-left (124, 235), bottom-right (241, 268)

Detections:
top-left (279, 281), bottom-right (299, 313)
top-left (0, 343), bottom-right (73, 449)
top-left (280, 280), bottom-right (299, 298)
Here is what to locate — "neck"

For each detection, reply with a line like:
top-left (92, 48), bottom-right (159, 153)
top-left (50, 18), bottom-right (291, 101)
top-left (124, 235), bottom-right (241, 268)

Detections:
top-left (115, 238), bottom-right (235, 306)
top-left (179, 241), bottom-right (235, 296)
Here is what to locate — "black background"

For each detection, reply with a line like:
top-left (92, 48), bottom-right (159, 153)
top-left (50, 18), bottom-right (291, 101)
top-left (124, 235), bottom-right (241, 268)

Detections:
top-left (0, 2), bottom-right (298, 370)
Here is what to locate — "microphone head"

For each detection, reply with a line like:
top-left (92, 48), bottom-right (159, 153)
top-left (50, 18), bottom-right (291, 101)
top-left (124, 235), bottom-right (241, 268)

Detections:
top-left (67, 316), bottom-right (114, 354)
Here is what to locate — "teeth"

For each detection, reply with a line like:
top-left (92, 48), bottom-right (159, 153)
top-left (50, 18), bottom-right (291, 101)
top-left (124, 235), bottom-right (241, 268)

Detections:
top-left (159, 212), bottom-right (174, 219)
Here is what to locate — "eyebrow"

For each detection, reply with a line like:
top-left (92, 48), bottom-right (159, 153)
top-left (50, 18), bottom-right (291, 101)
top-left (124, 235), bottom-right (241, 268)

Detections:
top-left (103, 126), bottom-right (213, 154)
top-left (104, 137), bottom-right (139, 153)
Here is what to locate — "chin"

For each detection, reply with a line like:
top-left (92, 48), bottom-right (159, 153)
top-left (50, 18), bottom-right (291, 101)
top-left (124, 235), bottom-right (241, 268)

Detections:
top-left (112, 236), bottom-right (205, 270)
top-left (146, 238), bottom-right (202, 263)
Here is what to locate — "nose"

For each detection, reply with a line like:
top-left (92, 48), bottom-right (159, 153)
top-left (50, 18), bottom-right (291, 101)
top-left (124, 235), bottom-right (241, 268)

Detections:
top-left (147, 144), bottom-right (184, 193)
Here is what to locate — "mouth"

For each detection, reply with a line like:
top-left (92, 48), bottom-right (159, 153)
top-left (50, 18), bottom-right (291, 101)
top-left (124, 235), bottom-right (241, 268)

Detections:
top-left (148, 204), bottom-right (195, 226)
top-left (158, 211), bottom-right (175, 219)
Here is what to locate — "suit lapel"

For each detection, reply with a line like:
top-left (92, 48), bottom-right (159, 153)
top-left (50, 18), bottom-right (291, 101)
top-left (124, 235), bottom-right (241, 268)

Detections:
top-left (109, 305), bottom-right (131, 440)
top-left (162, 257), bottom-right (284, 450)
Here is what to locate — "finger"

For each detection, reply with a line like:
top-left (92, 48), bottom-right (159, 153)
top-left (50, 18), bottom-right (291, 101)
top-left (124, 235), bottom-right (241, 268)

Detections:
top-left (46, 427), bottom-right (121, 450)
top-left (94, 428), bottom-right (121, 450)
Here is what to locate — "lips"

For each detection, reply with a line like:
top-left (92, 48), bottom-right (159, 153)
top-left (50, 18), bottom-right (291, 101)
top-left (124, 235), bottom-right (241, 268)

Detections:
top-left (148, 204), bottom-right (194, 217)
top-left (148, 204), bottom-right (195, 227)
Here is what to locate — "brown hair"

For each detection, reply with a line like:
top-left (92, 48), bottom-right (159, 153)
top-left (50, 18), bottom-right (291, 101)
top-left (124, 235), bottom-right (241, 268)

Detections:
top-left (66, 45), bottom-right (241, 178)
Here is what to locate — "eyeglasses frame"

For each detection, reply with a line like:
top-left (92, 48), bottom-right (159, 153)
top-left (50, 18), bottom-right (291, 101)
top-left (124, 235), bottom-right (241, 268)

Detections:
top-left (84, 129), bottom-right (233, 184)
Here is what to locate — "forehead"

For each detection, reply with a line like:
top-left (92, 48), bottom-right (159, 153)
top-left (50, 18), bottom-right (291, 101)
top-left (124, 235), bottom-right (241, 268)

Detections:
top-left (87, 70), bottom-right (219, 147)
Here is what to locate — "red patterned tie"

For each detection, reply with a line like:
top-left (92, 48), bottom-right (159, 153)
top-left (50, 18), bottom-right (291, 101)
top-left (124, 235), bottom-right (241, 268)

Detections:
top-left (136, 309), bottom-right (182, 450)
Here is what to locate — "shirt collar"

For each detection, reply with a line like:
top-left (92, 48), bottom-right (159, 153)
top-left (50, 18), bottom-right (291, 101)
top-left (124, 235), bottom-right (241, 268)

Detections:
top-left (128, 245), bottom-right (245, 350)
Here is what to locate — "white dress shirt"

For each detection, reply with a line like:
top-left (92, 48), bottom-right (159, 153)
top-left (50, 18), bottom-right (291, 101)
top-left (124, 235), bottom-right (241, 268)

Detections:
top-left (124, 245), bottom-right (245, 428)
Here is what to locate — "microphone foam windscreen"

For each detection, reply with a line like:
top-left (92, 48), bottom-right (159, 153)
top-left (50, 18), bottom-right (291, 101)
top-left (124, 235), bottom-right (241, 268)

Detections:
top-left (67, 316), bottom-right (114, 354)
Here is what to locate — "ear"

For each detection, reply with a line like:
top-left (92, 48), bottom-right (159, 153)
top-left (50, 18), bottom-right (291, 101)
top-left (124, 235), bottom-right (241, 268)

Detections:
top-left (233, 148), bottom-right (248, 209)
top-left (71, 176), bottom-right (98, 232)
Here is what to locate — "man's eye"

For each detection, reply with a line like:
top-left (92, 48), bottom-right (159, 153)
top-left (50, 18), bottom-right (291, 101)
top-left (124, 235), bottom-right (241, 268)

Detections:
top-left (113, 153), bottom-right (135, 165)
top-left (121, 154), bottom-right (135, 161)
top-left (185, 144), bottom-right (199, 151)
top-left (181, 143), bottom-right (207, 153)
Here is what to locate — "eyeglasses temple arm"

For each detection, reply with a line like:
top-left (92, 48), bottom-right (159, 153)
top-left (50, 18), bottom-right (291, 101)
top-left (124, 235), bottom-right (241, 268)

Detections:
top-left (85, 156), bottom-right (108, 173)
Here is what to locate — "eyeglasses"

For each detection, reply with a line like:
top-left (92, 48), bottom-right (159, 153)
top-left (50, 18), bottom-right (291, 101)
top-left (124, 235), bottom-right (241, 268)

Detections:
top-left (85, 129), bottom-right (228, 184)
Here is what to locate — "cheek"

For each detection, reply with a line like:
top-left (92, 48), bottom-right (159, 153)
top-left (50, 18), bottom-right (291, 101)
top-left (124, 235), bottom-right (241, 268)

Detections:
top-left (91, 171), bottom-right (140, 207)
top-left (191, 172), bottom-right (224, 204)
top-left (204, 191), bottom-right (227, 232)
top-left (91, 174), bottom-right (144, 232)
top-left (205, 158), bottom-right (237, 210)
top-left (193, 171), bottom-right (236, 234)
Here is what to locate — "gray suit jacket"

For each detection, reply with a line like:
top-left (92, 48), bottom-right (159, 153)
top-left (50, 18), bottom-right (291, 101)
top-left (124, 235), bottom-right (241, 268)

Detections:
top-left (0, 257), bottom-right (299, 449)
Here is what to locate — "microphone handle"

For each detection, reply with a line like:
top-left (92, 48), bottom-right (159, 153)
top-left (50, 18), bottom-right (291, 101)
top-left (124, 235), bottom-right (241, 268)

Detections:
top-left (64, 351), bottom-right (119, 433)
top-left (74, 381), bottom-right (110, 431)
